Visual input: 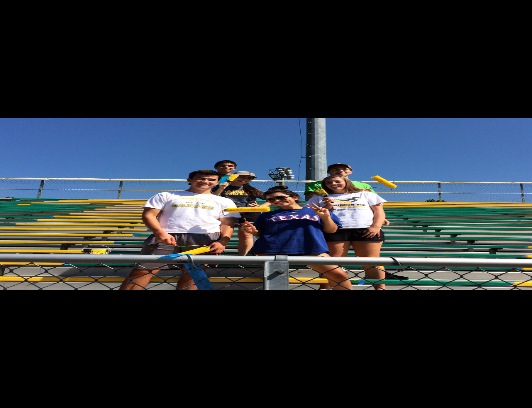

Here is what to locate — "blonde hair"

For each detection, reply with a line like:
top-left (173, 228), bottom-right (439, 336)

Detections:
top-left (322, 176), bottom-right (362, 195)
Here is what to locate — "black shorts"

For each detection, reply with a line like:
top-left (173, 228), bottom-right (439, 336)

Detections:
top-left (134, 233), bottom-right (220, 270)
top-left (323, 228), bottom-right (385, 242)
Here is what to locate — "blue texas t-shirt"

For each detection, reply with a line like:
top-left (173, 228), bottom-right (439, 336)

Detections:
top-left (251, 207), bottom-right (342, 255)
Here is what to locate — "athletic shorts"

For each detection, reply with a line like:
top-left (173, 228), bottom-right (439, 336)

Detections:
top-left (323, 228), bottom-right (385, 242)
top-left (134, 233), bottom-right (220, 270)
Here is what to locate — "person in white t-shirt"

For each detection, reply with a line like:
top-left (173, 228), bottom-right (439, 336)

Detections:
top-left (119, 170), bottom-right (239, 290)
top-left (306, 175), bottom-right (388, 290)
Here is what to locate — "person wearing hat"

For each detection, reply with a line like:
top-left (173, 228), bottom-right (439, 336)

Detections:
top-left (212, 171), bottom-right (270, 256)
top-left (305, 163), bottom-right (375, 200)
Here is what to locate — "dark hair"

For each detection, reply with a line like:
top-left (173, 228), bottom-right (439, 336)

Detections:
top-left (214, 160), bottom-right (237, 168)
top-left (188, 170), bottom-right (221, 180)
top-left (241, 184), bottom-right (264, 198)
top-left (263, 185), bottom-right (299, 203)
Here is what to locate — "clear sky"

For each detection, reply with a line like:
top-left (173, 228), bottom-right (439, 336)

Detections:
top-left (1, 117), bottom-right (530, 182)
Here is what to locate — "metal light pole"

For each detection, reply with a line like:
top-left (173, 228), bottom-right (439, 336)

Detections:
top-left (306, 118), bottom-right (327, 181)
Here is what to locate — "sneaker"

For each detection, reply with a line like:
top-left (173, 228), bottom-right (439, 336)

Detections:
top-left (385, 271), bottom-right (409, 280)
top-left (364, 271), bottom-right (409, 280)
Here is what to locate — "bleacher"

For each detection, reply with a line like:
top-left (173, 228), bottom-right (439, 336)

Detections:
top-left (1, 197), bottom-right (532, 287)
top-left (0, 198), bottom-right (147, 266)
top-left (380, 202), bottom-right (532, 272)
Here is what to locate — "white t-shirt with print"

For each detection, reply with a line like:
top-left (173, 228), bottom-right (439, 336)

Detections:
top-left (143, 191), bottom-right (239, 233)
top-left (307, 191), bottom-right (386, 229)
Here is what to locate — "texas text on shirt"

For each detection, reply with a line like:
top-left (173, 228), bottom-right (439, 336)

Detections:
top-left (252, 207), bottom-right (342, 255)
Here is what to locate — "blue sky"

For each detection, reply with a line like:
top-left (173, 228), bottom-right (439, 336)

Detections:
top-left (1, 117), bottom-right (530, 182)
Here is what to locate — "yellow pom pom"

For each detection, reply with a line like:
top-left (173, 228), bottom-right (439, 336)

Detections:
top-left (227, 174), bottom-right (239, 181)
top-left (371, 175), bottom-right (397, 189)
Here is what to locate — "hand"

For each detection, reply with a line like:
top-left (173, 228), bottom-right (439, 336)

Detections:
top-left (362, 226), bottom-right (381, 238)
top-left (208, 241), bottom-right (226, 254)
top-left (155, 232), bottom-right (176, 246)
top-left (218, 182), bottom-right (230, 190)
top-left (247, 201), bottom-right (258, 207)
top-left (240, 221), bottom-right (256, 235)
top-left (382, 219), bottom-right (390, 226)
top-left (306, 202), bottom-right (331, 218)
top-left (322, 197), bottom-right (335, 210)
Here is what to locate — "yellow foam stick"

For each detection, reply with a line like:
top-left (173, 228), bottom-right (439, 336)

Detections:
top-left (314, 188), bottom-right (328, 196)
top-left (227, 174), bottom-right (239, 182)
top-left (224, 207), bottom-right (271, 213)
top-left (179, 246), bottom-right (212, 255)
top-left (371, 175), bottom-right (397, 189)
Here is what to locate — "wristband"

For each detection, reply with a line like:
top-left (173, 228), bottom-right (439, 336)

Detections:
top-left (217, 238), bottom-right (230, 246)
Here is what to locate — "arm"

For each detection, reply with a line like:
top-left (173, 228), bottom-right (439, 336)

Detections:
top-left (319, 211), bottom-right (339, 234)
top-left (321, 197), bottom-right (335, 211)
top-left (142, 207), bottom-right (176, 246)
top-left (306, 203), bottom-right (338, 234)
top-left (362, 204), bottom-right (385, 238)
top-left (360, 193), bottom-right (389, 224)
top-left (240, 221), bottom-right (262, 237)
top-left (212, 182), bottom-right (230, 196)
top-left (208, 217), bottom-right (236, 254)
top-left (246, 200), bottom-right (272, 208)
top-left (307, 197), bottom-right (335, 211)
top-left (256, 192), bottom-right (271, 207)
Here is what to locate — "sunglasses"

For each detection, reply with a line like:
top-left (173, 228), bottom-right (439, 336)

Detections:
top-left (266, 195), bottom-right (290, 203)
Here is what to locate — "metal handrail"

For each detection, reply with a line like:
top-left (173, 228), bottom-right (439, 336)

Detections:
top-left (1, 254), bottom-right (532, 268)
top-left (2, 178), bottom-right (532, 183)
top-left (1, 178), bottom-right (531, 202)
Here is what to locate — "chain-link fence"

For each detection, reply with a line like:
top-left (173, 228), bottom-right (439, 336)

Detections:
top-left (1, 254), bottom-right (532, 290)
top-left (2, 178), bottom-right (531, 202)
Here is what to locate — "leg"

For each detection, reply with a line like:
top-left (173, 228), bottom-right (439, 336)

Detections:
top-left (352, 241), bottom-right (385, 290)
top-left (120, 236), bottom-right (177, 291)
top-left (308, 253), bottom-right (353, 290)
top-left (175, 244), bottom-right (211, 290)
top-left (176, 266), bottom-right (198, 290)
top-left (318, 241), bottom-right (351, 290)
top-left (174, 233), bottom-right (220, 290)
top-left (120, 267), bottom-right (160, 290)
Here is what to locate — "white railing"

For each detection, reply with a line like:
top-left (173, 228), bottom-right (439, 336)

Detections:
top-left (1, 178), bottom-right (532, 202)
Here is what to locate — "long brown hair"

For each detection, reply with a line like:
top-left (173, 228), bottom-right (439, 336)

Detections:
top-left (322, 176), bottom-right (362, 195)
top-left (242, 183), bottom-right (264, 198)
